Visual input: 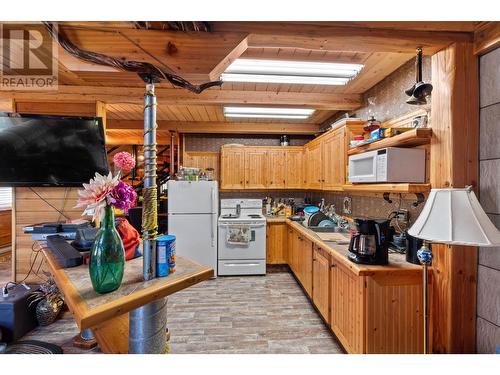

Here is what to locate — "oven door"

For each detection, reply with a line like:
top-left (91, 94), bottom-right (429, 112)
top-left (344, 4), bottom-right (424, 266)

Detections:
top-left (218, 221), bottom-right (266, 260)
top-left (348, 150), bottom-right (378, 183)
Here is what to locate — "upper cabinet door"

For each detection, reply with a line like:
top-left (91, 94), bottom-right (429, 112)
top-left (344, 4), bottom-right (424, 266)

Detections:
top-left (306, 141), bottom-right (323, 189)
top-left (267, 149), bottom-right (286, 189)
top-left (244, 148), bottom-right (267, 189)
top-left (322, 128), bottom-right (346, 190)
top-left (220, 147), bottom-right (246, 189)
top-left (285, 149), bottom-right (304, 189)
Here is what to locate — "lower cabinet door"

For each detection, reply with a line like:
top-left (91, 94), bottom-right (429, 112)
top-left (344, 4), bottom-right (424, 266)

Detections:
top-left (330, 261), bottom-right (366, 353)
top-left (298, 237), bottom-right (313, 298)
top-left (266, 222), bottom-right (287, 264)
top-left (312, 246), bottom-right (330, 322)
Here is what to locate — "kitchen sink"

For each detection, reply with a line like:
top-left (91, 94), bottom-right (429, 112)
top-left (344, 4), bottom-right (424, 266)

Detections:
top-left (308, 226), bottom-right (349, 233)
top-left (299, 222), bottom-right (349, 233)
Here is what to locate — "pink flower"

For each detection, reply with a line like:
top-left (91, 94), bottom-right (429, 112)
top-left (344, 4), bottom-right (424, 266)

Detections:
top-left (113, 152), bottom-right (136, 173)
top-left (75, 172), bottom-right (120, 222)
top-left (107, 181), bottom-right (137, 212)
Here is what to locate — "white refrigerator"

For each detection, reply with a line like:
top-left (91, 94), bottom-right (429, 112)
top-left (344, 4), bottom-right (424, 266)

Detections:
top-left (167, 180), bottom-right (218, 276)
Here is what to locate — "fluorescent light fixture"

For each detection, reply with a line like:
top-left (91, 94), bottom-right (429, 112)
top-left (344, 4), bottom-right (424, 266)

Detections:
top-left (221, 59), bottom-right (364, 85)
top-left (223, 106), bottom-right (315, 120)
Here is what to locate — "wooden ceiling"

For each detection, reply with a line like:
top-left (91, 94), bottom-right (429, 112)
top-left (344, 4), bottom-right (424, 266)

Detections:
top-left (0, 21), bottom-right (491, 136)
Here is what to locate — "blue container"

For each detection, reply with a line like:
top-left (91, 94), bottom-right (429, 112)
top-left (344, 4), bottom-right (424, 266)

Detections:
top-left (156, 235), bottom-right (176, 277)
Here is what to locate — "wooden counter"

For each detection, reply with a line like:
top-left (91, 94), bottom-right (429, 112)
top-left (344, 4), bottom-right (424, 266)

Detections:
top-left (39, 242), bottom-right (213, 353)
top-left (265, 215), bottom-right (287, 223)
top-left (286, 220), bottom-right (422, 277)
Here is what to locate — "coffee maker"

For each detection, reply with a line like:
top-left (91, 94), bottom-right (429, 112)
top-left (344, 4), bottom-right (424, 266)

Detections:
top-left (348, 218), bottom-right (390, 265)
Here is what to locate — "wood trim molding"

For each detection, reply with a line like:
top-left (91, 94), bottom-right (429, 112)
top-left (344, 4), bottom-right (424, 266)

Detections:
top-left (474, 22), bottom-right (500, 55)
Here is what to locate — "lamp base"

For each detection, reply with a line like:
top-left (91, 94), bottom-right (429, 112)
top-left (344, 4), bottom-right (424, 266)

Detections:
top-left (417, 241), bottom-right (432, 354)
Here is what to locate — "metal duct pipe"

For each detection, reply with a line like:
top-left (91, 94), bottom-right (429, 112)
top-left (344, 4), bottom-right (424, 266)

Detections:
top-left (129, 298), bottom-right (168, 354)
top-left (142, 82), bottom-right (158, 281)
top-left (130, 79), bottom-right (168, 354)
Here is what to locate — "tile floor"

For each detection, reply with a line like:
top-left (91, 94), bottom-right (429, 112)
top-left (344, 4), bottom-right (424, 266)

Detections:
top-left (4, 253), bottom-right (343, 354)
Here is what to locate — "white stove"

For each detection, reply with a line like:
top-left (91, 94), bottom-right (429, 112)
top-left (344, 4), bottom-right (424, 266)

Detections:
top-left (218, 199), bottom-right (266, 276)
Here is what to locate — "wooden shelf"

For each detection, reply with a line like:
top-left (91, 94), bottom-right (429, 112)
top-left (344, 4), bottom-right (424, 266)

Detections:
top-left (347, 128), bottom-right (432, 156)
top-left (342, 183), bottom-right (431, 193)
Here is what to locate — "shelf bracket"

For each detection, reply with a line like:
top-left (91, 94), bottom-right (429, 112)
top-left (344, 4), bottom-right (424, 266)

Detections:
top-left (413, 193), bottom-right (425, 207)
top-left (383, 192), bottom-right (392, 204)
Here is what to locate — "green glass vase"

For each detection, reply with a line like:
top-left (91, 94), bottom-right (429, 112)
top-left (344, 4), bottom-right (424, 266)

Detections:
top-left (89, 205), bottom-right (125, 294)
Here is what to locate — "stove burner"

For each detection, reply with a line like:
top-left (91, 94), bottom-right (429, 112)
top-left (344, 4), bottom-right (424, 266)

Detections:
top-left (221, 214), bottom-right (239, 219)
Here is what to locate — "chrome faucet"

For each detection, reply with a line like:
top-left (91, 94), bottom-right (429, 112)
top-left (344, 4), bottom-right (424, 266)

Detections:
top-left (319, 198), bottom-right (325, 212)
top-left (235, 203), bottom-right (241, 218)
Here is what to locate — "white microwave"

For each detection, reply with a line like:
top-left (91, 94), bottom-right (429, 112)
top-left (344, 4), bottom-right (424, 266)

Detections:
top-left (348, 147), bottom-right (426, 183)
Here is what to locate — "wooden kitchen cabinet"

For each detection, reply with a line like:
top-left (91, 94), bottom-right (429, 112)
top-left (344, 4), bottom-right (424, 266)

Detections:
top-left (285, 148), bottom-right (305, 188)
top-left (305, 141), bottom-right (323, 189)
top-left (322, 128), bottom-right (346, 190)
top-left (312, 245), bottom-right (331, 323)
top-left (244, 148), bottom-right (267, 189)
top-left (266, 221), bottom-right (287, 264)
top-left (220, 147), bottom-right (245, 189)
top-left (183, 151), bottom-right (220, 182)
top-left (266, 149), bottom-right (286, 189)
top-left (330, 260), bottom-right (365, 354)
top-left (296, 235), bottom-right (313, 298)
top-left (287, 220), bottom-right (423, 354)
top-left (288, 229), bottom-right (299, 274)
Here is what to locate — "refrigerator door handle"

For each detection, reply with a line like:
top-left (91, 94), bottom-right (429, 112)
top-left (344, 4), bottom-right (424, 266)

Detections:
top-left (211, 214), bottom-right (215, 247)
top-left (211, 187), bottom-right (216, 247)
top-left (211, 187), bottom-right (216, 213)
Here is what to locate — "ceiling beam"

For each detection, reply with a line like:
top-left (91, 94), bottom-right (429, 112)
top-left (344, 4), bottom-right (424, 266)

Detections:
top-left (57, 26), bottom-right (249, 82)
top-left (105, 130), bottom-right (178, 145)
top-left (107, 120), bottom-right (320, 135)
top-left (212, 22), bottom-right (474, 54)
top-left (3, 86), bottom-right (363, 110)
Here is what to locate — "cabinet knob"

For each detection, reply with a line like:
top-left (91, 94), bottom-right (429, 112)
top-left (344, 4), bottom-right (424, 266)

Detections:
top-left (331, 264), bottom-right (336, 268)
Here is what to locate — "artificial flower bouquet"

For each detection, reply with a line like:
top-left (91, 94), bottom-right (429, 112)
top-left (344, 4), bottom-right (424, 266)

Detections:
top-left (76, 151), bottom-right (137, 221)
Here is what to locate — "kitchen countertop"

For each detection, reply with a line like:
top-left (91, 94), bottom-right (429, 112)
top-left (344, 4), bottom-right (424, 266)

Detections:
top-left (286, 219), bottom-right (422, 276)
top-left (265, 215), bottom-right (288, 223)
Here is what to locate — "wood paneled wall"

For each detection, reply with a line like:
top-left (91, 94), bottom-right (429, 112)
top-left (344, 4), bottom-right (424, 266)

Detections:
top-left (0, 210), bottom-right (12, 247)
top-left (430, 41), bottom-right (479, 353)
top-left (13, 188), bottom-right (82, 282)
top-left (12, 101), bottom-right (103, 283)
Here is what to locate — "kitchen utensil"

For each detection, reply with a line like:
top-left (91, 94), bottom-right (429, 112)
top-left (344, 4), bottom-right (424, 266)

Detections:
top-left (405, 48), bottom-right (433, 105)
top-left (280, 135), bottom-right (289, 146)
top-left (308, 211), bottom-right (328, 228)
top-left (303, 206), bottom-right (320, 227)
top-left (318, 219), bottom-right (335, 227)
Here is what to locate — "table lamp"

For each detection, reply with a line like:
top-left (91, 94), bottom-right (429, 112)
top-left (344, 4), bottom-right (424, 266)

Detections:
top-left (408, 186), bottom-right (500, 354)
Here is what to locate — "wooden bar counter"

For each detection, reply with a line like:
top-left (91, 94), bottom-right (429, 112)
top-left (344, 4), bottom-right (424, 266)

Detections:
top-left (38, 241), bottom-right (213, 353)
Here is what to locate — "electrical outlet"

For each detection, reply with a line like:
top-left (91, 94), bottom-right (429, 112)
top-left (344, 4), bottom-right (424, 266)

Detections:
top-left (395, 209), bottom-right (409, 223)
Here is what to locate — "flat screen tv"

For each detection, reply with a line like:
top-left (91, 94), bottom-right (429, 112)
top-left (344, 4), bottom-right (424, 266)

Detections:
top-left (0, 113), bottom-right (109, 187)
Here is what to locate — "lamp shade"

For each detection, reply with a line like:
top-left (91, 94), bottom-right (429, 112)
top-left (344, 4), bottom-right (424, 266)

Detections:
top-left (408, 187), bottom-right (500, 247)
